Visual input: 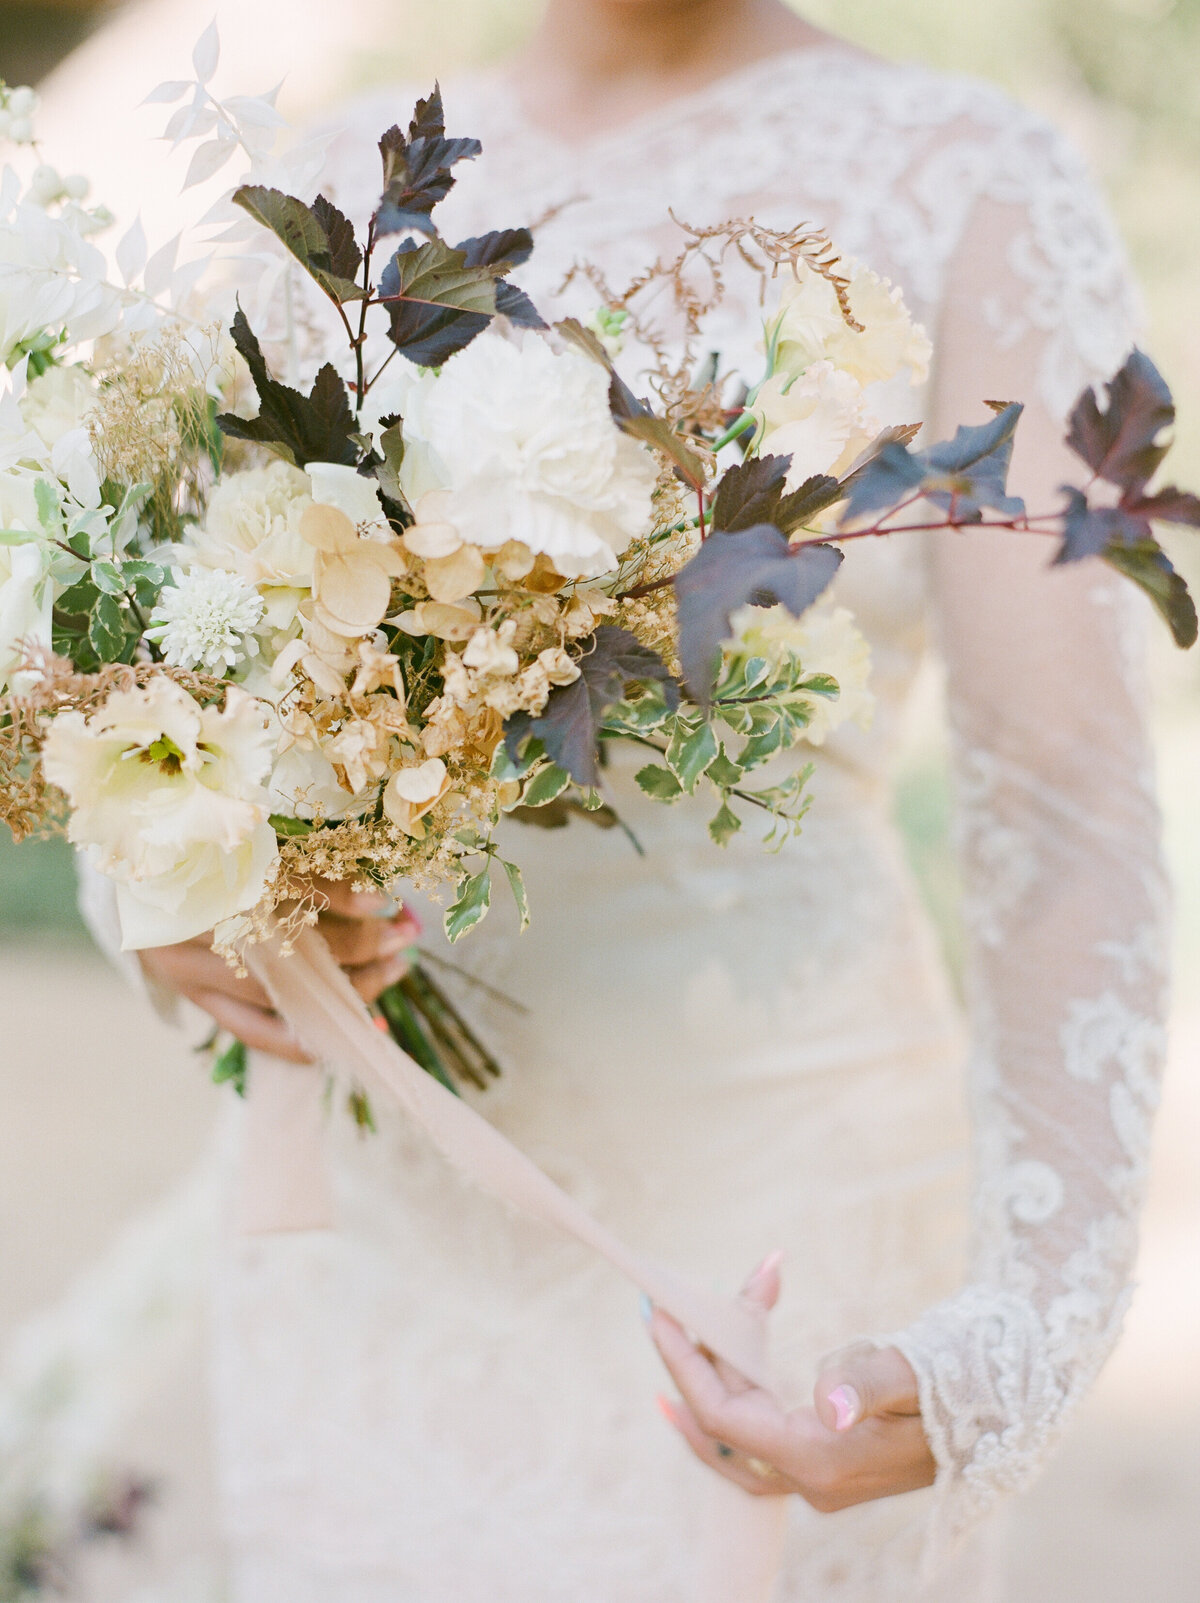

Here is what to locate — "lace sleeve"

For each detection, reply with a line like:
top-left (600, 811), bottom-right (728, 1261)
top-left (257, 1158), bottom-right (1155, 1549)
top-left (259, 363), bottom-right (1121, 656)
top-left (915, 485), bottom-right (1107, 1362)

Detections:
top-left (885, 116), bottom-right (1171, 1559)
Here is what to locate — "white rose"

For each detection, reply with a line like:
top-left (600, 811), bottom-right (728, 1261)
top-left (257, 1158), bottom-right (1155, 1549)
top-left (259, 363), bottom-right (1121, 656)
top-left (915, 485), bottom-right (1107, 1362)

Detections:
top-left (20, 364), bottom-right (97, 453)
top-left (727, 603), bottom-right (874, 746)
top-left (190, 459), bottom-right (315, 603)
top-left (397, 329), bottom-right (657, 579)
top-left (42, 679), bottom-right (280, 949)
top-left (307, 461), bottom-right (389, 532)
top-left (767, 261), bottom-right (931, 389)
top-left (0, 470), bottom-right (51, 691)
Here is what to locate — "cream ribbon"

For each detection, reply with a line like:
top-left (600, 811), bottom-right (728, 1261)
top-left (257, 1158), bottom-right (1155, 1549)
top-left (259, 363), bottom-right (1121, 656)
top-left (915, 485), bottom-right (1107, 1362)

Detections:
top-left (244, 925), bottom-right (788, 1599)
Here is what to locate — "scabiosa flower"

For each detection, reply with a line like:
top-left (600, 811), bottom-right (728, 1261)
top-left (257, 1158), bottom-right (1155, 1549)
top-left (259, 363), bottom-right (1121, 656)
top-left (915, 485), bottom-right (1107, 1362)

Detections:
top-left (148, 569), bottom-right (265, 673)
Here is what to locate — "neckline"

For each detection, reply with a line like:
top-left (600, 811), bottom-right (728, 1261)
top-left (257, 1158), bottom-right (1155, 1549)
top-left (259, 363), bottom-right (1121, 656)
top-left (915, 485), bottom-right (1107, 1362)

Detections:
top-left (477, 42), bottom-right (872, 163)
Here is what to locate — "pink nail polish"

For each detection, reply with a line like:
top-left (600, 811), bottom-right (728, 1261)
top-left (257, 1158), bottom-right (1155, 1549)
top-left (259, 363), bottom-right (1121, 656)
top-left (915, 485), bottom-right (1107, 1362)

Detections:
top-left (656, 1395), bottom-right (678, 1425)
top-left (828, 1384), bottom-right (860, 1431)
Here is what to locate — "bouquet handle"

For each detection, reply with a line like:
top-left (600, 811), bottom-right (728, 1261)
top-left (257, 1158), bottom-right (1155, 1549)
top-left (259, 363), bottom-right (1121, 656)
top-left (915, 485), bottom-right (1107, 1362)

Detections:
top-left (245, 925), bottom-right (787, 1601)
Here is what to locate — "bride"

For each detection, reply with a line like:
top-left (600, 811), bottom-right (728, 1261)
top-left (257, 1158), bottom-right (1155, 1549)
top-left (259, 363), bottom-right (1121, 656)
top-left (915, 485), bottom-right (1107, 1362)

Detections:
top-left (83, 0), bottom-right (1167, 1597)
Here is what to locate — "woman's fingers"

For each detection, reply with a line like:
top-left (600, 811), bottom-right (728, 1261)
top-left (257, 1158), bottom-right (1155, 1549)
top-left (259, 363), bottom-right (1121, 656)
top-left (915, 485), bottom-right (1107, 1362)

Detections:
top-left (656, 1396), bottom-right (790, 1498)
top-left (310, 878), bottom-right (398, 920)
top-left (139, 938), bottom-right (273, 1010)
top-left (318, 910), bottom-right (419, 968)
top-left (345, 950), bottom-right (412, 1005)
top-left (194, 989), bottom-right (312, 1064)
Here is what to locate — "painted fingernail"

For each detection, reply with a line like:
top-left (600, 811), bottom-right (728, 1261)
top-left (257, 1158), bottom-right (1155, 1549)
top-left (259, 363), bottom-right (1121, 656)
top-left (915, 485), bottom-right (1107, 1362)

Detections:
top-left (746, 1248), bottom-right (785, 1288)
top-left (655, 1394), bottom-right (677, 1424)
top-left (829, 1384), bottom-right (861, 1431)
top-left (639, 1293), bottom-right (653, 1323)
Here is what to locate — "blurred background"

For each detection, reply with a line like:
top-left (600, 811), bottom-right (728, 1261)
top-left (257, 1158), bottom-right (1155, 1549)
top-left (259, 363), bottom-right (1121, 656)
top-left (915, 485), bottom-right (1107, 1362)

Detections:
top-left (0, 1), bottom-right (1197, 1598)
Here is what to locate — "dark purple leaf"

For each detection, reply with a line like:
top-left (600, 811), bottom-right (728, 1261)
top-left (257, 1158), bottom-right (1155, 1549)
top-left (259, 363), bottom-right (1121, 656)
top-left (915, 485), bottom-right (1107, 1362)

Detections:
top-left (217, 308), bottom-right (358, 466)
top-left (376, 87), bottom-right (481, 238)
top-left (674, 524), bottom-right (843, 700)
top-left (1135, 486), bottom-right (1200, 526)
top-left (233, 186), bottom-right (365, 304)
top-left (504, 626), bottom-right (679, 786)
top-left (775, 474), bottom-right (844, 533)
top-left (457, 228), bottom-right (534, 269)
top-left (839, 404), bottom-right (1024, 526)
top-left (379, 238), bottom-right (500, 366)
top-left (1066, 348), bottom-right (1174, 495)
top-left (1102, 541), bottom-right (1197, 649)
top-left (710, 454), bottom-right (790, 532)
top-left (494, 280), bottom-right (547, 329)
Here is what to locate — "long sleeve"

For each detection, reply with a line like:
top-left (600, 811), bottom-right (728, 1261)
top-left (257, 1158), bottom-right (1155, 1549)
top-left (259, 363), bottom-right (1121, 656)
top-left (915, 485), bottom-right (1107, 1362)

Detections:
top-left (886, 116), bottom-right (1172, 1556)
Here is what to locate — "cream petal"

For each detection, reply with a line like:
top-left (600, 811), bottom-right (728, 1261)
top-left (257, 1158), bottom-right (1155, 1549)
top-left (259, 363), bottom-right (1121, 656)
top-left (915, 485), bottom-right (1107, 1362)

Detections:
top-left (423, 544), bottom-right (487, 604)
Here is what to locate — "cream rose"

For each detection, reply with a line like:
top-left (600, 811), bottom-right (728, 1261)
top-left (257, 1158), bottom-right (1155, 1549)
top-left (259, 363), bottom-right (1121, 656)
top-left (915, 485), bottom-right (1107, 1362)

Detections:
top-left (42, 678), bottom-right (279, 948)
top-left (767, 261), bottom-right (931, 389)
top-left (190, 460), bottom-right (315, 619)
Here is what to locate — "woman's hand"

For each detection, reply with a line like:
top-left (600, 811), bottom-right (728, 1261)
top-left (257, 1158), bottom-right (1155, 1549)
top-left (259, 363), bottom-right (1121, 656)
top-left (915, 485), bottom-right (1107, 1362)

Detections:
top-left (136, 880), bottom-right (421, 1064)
top-left (647, 1255), bottom-right (935, 1510)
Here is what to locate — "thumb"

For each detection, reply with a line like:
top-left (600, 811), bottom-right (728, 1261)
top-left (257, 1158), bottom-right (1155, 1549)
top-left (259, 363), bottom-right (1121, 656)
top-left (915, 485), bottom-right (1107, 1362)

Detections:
top-left (813, 1343), bottom-right (920, 1432)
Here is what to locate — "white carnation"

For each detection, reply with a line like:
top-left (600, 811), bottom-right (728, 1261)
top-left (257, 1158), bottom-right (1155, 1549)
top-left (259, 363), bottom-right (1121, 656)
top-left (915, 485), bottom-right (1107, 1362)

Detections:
top-left (42, 679), bottom-right (279, 949)
top-left (148, 569), bottom-right (265, 673)
top-left (767, 260), bottom-right (931, 389)
top-left (728, 603), bottom-right (874, 745)
top-left (396, 329), bottom-right (657, 579)
top-left (749, 361), bottom-right (872, 486)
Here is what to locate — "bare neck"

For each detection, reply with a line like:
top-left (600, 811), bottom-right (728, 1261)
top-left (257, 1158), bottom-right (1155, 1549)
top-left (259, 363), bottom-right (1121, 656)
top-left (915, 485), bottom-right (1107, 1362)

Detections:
top-left (507, 0), bottom-right (836, 141)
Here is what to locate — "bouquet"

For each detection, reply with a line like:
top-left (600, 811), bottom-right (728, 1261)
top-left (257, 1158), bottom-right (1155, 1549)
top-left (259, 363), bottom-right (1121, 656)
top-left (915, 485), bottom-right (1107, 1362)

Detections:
top-left (1, 37), bottom-right (1197, 1095)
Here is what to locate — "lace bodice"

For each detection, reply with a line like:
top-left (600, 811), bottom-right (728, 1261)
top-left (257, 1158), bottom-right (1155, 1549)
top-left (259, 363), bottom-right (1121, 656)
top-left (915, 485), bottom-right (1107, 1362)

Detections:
top-left (315, 47), bottom-right (1170, 1563)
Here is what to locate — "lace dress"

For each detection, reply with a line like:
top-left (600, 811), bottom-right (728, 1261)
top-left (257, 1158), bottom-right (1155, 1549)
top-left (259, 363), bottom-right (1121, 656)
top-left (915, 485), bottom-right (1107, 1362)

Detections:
top-left (88, 43), bottom-right (1169, 1603)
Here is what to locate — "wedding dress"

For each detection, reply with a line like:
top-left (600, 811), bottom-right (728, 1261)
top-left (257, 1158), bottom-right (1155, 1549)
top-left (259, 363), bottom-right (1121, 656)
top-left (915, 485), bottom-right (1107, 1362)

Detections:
top-left (79, 41), bottom-right (1169, 1603)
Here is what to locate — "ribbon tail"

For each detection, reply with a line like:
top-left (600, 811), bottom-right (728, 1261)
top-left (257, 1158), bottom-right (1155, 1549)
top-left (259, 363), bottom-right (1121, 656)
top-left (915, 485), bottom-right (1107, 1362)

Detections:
top-left (246, 925), bottom-right (786, 1599)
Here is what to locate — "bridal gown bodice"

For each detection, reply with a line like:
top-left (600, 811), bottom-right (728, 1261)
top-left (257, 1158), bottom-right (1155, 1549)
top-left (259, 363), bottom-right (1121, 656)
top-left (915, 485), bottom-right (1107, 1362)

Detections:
top-left (84, 44), bottom-right (1169, 1603)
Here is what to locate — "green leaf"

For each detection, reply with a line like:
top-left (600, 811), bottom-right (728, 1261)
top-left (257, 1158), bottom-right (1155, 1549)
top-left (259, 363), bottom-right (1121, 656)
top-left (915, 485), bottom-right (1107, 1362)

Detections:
top-left (87, 593), bottom-right (127, 662)
top-left (375, 421), bottom-right (408, 509)
top-left (0, 528), bottom-right (38, 546)
top-left (1103, 540), bottom-right (1198, 648)
top-left (34, 478), bottom-right (62, 534)
top-left (708, 800), bottom-right (743, 846)
top-left (666, 719), bottom-right (719, 791)
top-left (91, 559), bottom-right (126, 595)
top-left (521, 762), bottom-right (571, 807)
top-left (706, 747), bottom-right (744, 788)
top-left (212, 1037), bottom-right (248, 1097)
top-left (738, 715), bottom-right (787, 770)
top-left (378, 238), bottom-right (500, 368)
top-left (121, 559), bottom-right (166, 586)
top-left (634, 763), bottom-right (684, 801)
top-left (233, 186), bottom-right (366, 304)
top-left (269, 813), bottom-right (315, 837)
top-left (499, 856), bottom-right (530, 931)
top-left (444, 866), bottom-right (492, 943)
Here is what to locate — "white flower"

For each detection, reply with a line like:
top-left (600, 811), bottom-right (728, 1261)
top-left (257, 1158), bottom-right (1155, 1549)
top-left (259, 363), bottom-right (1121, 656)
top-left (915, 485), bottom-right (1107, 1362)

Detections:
top-left (396, 329), bottom-right (657, 579)
top-left (307, 461), bottom-right (389, 533)
top-left (749, 361), bottom-right (872, 486)
top-left (0, 200), bottom-right (120, 366)
top-left (727, 603), bottom-right (874, 745)
top-left (767, 261), bottom-right (931, 389)
top-left (148, 569), bottom-right (265, 673)
top-left (462, 621), bottom-right (519, 677)
top-left (189, 460), bottom-right (314, 606)
top-left (19, 364), bottom-right (97, 454)
top-left (42, 679), bottom-right (279, 949)
top-left (0, 471), bottom-right (51, 691)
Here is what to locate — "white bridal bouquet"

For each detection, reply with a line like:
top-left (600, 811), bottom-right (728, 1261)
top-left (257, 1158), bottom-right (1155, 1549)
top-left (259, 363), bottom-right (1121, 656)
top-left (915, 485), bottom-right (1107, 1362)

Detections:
top-left (1, 34), bottom-right (1198, 1101)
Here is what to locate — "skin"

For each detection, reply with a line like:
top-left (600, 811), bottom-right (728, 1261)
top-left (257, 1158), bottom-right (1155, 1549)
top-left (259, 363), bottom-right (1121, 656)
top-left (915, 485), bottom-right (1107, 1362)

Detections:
top-left (138, 881), bottom-right (420, 1064)
top-left (517, 0), bottom-right (934, 1510)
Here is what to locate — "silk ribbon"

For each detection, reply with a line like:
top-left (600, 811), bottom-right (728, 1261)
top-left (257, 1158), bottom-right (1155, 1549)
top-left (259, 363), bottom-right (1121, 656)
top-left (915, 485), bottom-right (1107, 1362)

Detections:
top-left (244, 924), bottom-right (788, 1600)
